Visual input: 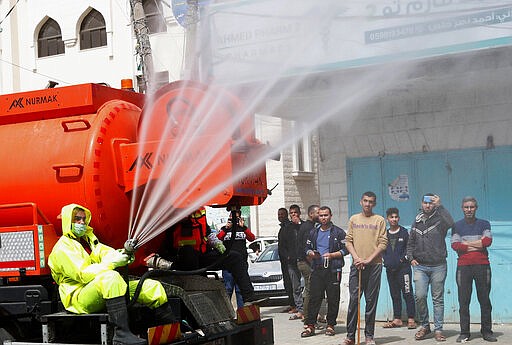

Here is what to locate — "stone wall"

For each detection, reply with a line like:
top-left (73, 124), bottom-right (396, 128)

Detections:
top-left (319, 46), bottom-right (512, 227)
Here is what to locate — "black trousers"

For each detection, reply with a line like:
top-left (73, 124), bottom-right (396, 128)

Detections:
top-left (304, 267), bottom-right (341, 326)
top-left (346, 264), bottom-right (382, 339)
top-left (385, 265), bottom-right (415, 319)
top-left (280, 260), bottom-right (295, 307)
top-left (456, 264), bottom-right (493, 337)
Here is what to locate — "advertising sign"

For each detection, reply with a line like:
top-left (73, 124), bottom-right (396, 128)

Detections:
top-left (199, 0), bottom-right (512, 83)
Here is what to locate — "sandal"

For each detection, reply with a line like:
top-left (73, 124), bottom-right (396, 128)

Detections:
top-left (289, 313), bottom-right (303, 320)
top-left (365, 337), bottom-right (376, 345)
top-left (300, 325), bottom-right (315, 338)
top-left (314, 323), bottom-right (325, 330)
top-left (415, 327), bottom-right (431, 340)
top-left (383, 321), bottom-right (402, 328)
top-left (407, 319), bottom-right (417, 329)
top-left (434, 331), bottom-right (446, 342)
top-left (325, 325), bottom-right (335, 336)
top-left (342, 338), bottom-right (355, 345)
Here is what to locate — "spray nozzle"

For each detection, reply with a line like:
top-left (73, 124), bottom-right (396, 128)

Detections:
top-left (123, 238), bottom-right (138, 255)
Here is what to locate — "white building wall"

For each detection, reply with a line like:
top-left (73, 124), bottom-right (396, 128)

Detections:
top-left (250, 114), bottom-right (320, 237)
top-left (250, 114), bottom-right (285, 238)
top-left (0, 0), bottom-right (184, 93)
top-left (319, 47), bottom-right (512, 228)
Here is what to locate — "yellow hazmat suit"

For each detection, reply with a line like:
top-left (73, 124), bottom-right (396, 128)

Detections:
top-left (48, 203), bottom-right (168, 314)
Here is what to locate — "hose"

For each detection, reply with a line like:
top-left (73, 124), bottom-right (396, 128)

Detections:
top-left (128, 209), bottom-right (240, 306)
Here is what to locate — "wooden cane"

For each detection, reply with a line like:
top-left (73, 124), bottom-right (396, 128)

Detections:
top-left (357, 268), bottom-right (362, 345)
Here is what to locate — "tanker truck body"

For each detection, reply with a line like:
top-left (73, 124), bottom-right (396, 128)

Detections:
top-left (0, 82), bottom-right (272, 344)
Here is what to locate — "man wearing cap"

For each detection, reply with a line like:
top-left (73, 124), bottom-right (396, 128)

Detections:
top-left (407, 194), bottom-right (454, 342)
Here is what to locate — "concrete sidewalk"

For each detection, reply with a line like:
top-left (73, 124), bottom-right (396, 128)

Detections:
top-left (261, 306), bottom-right (508, 345)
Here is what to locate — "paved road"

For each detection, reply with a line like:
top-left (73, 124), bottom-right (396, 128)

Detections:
top-left (261, 306), bottom-right (509, 345)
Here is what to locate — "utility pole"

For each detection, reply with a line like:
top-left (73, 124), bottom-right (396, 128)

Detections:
top-left (129, 0), bottom-right (154, 93)
top-left (183, 0), bottom-right (199, 80)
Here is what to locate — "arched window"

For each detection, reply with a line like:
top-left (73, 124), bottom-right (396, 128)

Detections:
top-left (143, 0), bottom-right (167, 34)
top-left (38, 18), bottom-right (65, 58)
top-left (80, 9), bottom-right (107, 50)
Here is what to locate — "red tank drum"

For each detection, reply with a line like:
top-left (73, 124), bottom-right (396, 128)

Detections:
top-left (119, 80), bottom-right (268, 208)
top-left (0, 81), bottom-right (268, 271)
top-left (0, 83), bottom-right (145, 249)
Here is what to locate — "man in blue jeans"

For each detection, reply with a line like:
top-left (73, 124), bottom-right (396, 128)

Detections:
top-left (406, 194), bottom-right (454, 341)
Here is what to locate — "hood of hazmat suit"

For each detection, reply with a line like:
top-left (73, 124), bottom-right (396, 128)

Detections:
top-left (48, 203), bottom-right (122, 313)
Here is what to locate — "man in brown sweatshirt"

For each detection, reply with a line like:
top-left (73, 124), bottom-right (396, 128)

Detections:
top-left (343, 191), bottom-right (388, 345)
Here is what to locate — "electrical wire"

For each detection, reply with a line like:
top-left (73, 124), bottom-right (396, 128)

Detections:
top-left (0, 57), bottom-right (72, 85)
top-left (0, 0), bottom-right (20, 27)
top-left (0, 0), bottom-right (72, 86)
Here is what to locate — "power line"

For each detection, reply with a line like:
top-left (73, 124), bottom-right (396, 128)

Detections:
top-left (0, 0), bottom-right (20, 31)
top-left (0, 57), bottom-right (71, 85)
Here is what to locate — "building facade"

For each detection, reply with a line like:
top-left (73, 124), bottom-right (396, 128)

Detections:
top-left (0, 0), bottom-right (184, 93)
top-left (197, 0), bottom-right (512, 323)
top-left (319, 46), bottom-right (512, 322)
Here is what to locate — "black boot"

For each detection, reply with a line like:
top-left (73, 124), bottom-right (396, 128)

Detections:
top-left (154, 302), bottom-right (177, 325)
top-left (106, 296), bottom-right (147, 345)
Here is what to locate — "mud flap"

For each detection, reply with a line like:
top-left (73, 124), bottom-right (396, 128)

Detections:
top-left (147, 323), bottom-right (181, 345)
top-left (236, 305), bottom-right (260, 325)
top-left (229, 318), bottom-right (274, 345)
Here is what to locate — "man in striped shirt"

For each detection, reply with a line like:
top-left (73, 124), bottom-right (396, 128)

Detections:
top-left (451, 196), bottom-right (496, 343)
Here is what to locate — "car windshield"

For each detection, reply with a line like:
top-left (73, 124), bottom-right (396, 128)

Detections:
top-left (255, 244), bottom-right (279, 262)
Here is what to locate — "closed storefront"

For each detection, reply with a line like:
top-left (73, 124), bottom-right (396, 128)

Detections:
top-left (347, 146), bottom-right (512, 323)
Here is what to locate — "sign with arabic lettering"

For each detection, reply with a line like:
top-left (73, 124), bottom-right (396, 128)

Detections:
top-left (199, 0), bottom-right (512, 83)
top-left (366, 4), bottom-right (512, 44)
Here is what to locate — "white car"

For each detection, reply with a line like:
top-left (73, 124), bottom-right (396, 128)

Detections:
top-left (247, 243), bottom-right (286, 300)
top-left (246, 236), bottom-right (278, 262)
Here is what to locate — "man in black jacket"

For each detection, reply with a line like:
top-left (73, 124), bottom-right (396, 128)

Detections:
top-left (277, 207), bottom-right (295, 313)
top-left (280, 205), bottom-right (304, 320)
top-left (297, 205), bottom-right (322, 324)
top-left (382, 207), bottom-right (416, 330)
top-left (407, 194), bottom-right (454, 342)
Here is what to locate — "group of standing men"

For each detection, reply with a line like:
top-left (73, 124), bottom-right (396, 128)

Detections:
top-left (278, 191), bottom-right (496, 345)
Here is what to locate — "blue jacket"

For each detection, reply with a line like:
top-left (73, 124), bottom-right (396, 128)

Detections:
top-left (382, 226), bottom-right (410, 270)
top-left (306, 223), bottom-right (348, 272)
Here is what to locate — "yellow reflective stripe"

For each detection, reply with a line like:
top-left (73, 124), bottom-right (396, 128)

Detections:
top-left (191, 209), bottom-right (206, 218)
top-left (178, 240), bottom-right (197, 246)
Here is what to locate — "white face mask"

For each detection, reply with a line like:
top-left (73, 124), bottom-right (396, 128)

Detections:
top-left (72, 223), bottom-right (87, 237)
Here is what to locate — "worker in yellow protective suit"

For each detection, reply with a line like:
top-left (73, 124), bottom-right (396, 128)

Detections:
top-left (48, 204), bottom-right (174, 345)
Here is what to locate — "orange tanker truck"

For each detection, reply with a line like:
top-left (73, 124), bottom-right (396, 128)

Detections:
top-left (0, 81), bottom-right (273, 345)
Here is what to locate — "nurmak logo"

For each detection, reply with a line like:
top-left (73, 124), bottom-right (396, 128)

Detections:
top-left (8, 97), bottom-right (24, 110)
top-left (129, 152), bottom-right (154, 170)
top-left (128, 152), bottom-right (169, 171)
top-left (8, 95), bottom-right (58, 110)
